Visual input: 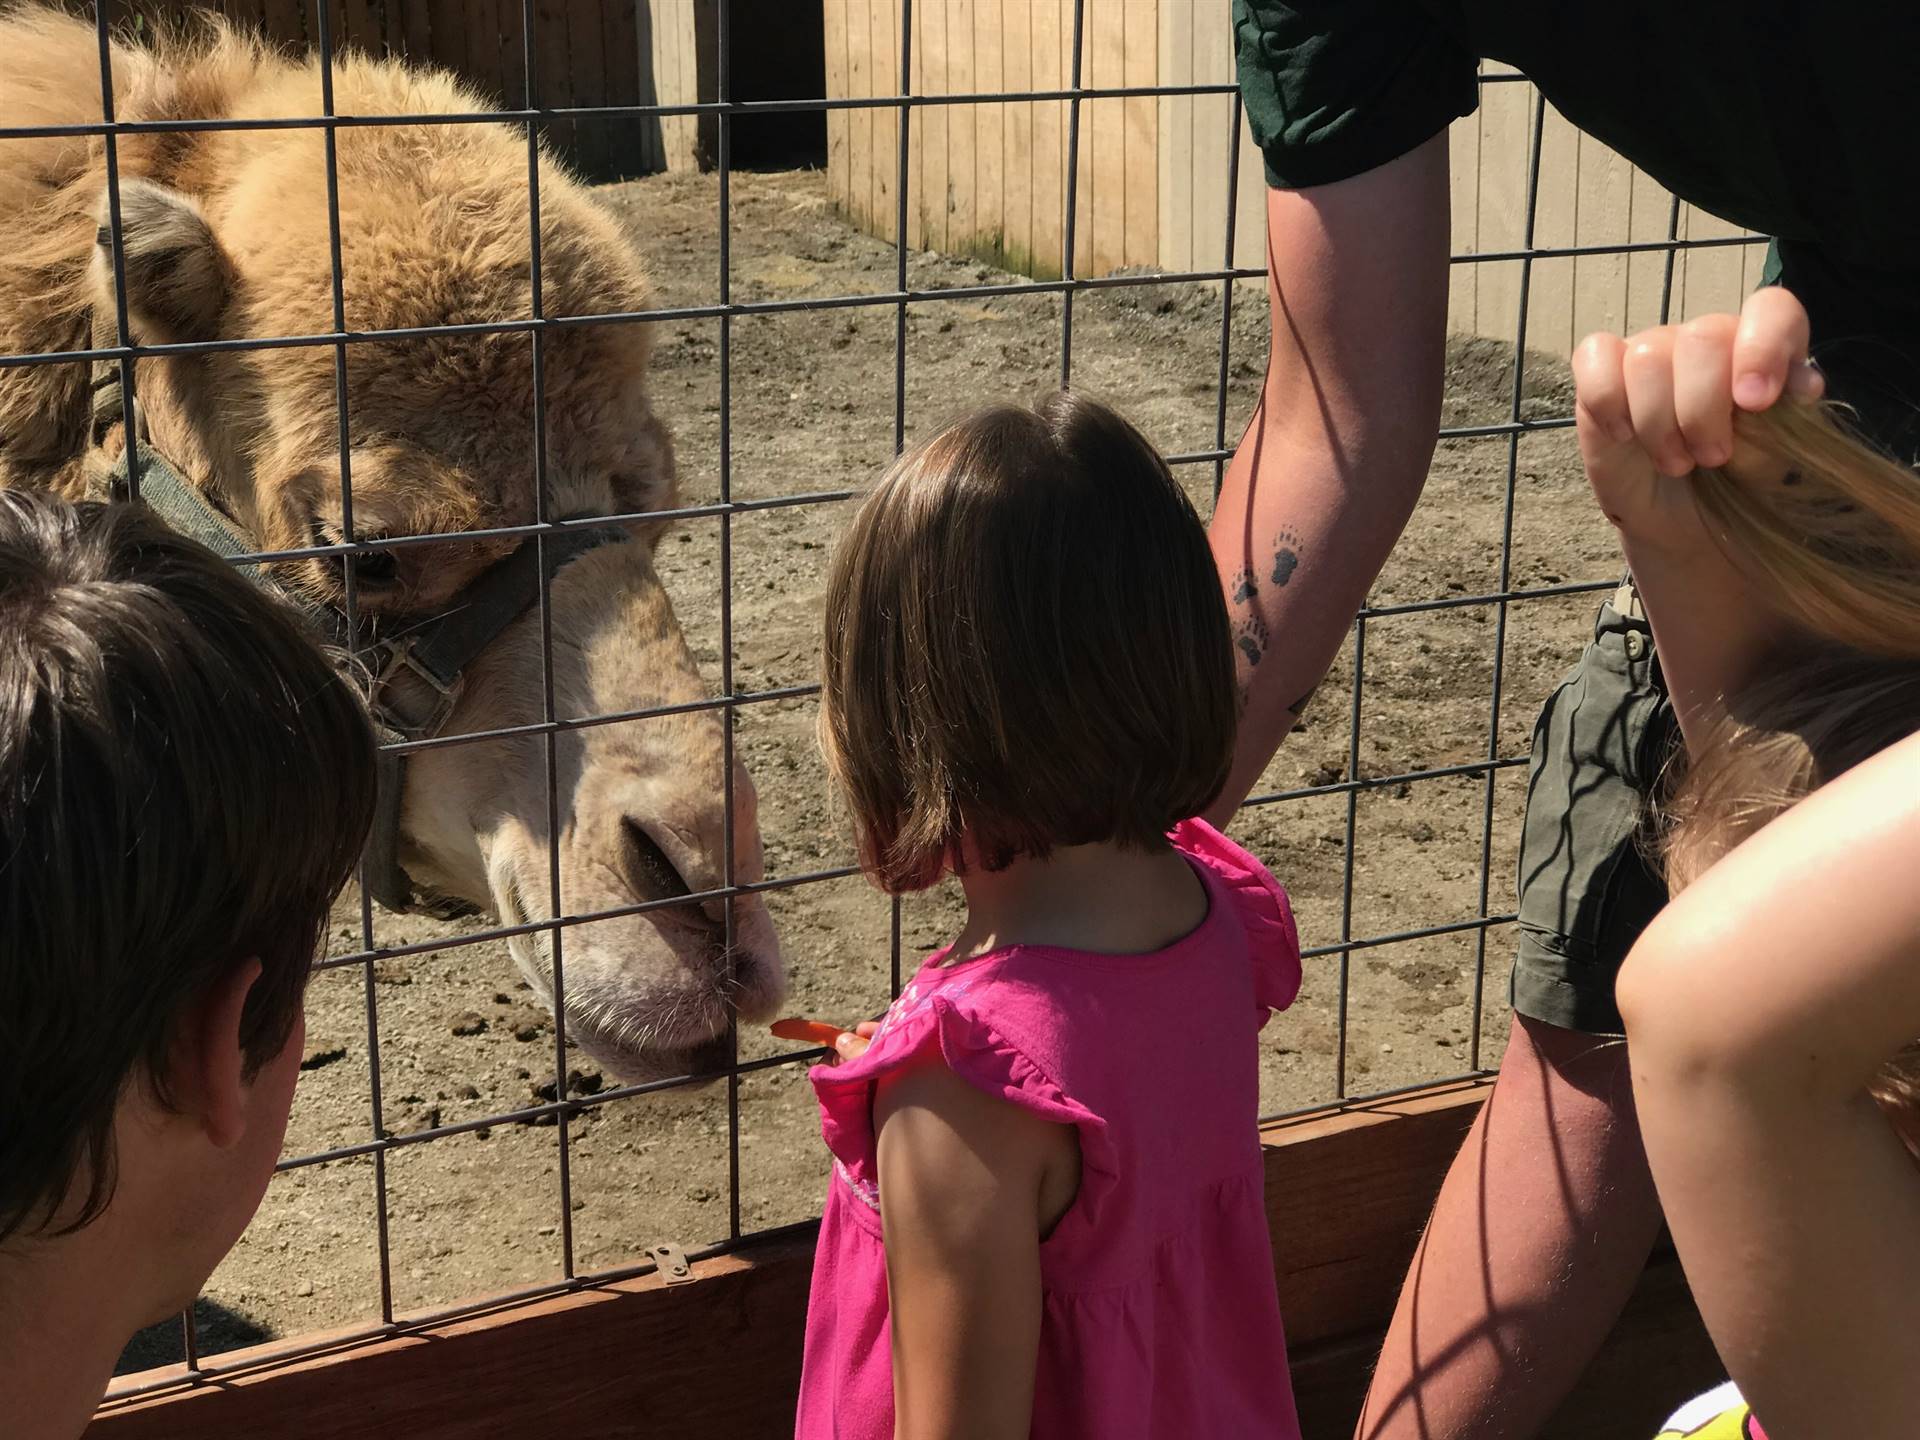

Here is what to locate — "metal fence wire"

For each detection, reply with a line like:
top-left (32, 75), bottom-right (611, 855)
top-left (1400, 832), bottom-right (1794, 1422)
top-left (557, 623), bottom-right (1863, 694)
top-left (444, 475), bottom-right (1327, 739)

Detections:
top-left (2, 0), bottom-right (1769, 1402)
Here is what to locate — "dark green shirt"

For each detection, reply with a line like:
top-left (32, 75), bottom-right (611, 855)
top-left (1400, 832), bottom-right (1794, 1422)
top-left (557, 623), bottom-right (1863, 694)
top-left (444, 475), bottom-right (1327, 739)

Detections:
top-left (1234, 0), bottom-right (1920, 453)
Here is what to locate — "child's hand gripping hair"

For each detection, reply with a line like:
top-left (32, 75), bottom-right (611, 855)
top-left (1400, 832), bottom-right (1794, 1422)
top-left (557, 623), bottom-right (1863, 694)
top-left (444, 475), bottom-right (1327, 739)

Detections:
top-left (1570, 287), bottom-right (1825, 749)
top-left (1572, 286), bottom-right (1920, 1440)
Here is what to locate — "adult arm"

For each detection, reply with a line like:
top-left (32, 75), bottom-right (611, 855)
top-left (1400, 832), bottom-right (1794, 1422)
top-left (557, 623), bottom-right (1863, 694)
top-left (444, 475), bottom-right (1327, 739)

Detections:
top-left (1570, 289), bottom-right (1824, 750)
top-left (1621, 729), bottom-right (1920, 1438)
top-left (874, 1059), bottom-right (1074, 1440)
top-left (1206, 134), bottom-right (1451, 822)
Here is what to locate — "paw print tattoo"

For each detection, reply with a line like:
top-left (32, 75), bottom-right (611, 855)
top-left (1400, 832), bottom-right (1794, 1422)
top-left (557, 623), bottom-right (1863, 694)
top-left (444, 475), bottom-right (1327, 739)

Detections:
top-left (1234, 614), bottom-right (1269, 669)
top-left (1271, 528), bottom-right (1303, 587)
top-left (1230, 566), bottom-right (1259, 605)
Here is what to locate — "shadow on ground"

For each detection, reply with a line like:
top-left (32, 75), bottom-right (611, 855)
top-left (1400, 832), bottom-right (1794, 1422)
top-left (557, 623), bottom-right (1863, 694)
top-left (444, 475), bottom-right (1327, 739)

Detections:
top-left (116, 1298), bottom-right (273, 1376)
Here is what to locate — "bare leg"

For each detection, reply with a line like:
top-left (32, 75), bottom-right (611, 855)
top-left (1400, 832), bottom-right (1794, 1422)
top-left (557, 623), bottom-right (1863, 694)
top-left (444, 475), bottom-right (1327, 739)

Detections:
top-left (1354, 1013), bottom-right (1664, 1440)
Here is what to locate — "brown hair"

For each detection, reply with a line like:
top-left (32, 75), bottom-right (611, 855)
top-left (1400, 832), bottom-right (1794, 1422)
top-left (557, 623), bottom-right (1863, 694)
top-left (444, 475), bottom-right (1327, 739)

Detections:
top-left (820, 391), bottom-right (1236, 893)
top-left (1659, 401), bottom-right (1920, 1153)
top-left (0, 491), bottom-right (377, 1243)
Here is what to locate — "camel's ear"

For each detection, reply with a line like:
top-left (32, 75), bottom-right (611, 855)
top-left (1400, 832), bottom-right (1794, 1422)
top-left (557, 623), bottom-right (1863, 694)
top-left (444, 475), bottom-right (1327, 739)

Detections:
top-left (92, 178), bottom-right (231, 344)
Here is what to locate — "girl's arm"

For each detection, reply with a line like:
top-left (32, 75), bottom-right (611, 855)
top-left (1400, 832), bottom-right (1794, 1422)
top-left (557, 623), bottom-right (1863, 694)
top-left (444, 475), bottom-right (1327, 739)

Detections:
top-left (1620, 728), bottom-right (1920, 1438)
top-left (874, 1059), bottom-right (1077, 1440)
top-left (1571, 289), bottom-right (1822, 750)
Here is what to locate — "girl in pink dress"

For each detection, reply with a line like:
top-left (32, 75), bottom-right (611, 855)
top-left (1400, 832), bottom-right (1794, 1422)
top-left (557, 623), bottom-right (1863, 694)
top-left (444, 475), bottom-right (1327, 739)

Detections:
top-left (794, 392), bottom-right (1305, 1439)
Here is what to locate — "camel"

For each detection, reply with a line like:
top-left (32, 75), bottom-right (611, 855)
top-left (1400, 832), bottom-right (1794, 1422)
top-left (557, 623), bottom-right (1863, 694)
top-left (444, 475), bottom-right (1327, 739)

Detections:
top-left (0, 5), bottom-right (784, 1082)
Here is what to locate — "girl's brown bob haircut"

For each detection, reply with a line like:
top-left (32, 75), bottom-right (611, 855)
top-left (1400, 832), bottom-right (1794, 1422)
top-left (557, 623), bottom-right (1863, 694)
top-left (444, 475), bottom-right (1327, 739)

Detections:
top-left (821, 391), bottom-right (1235, 893)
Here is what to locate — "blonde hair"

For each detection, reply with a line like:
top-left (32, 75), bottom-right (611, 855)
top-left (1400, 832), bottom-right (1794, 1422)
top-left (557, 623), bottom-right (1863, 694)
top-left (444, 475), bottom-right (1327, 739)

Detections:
top-left (1689, 400), bottom-right (1920, 659)
top-left (1659, 400), bottom-right (1920, 1153)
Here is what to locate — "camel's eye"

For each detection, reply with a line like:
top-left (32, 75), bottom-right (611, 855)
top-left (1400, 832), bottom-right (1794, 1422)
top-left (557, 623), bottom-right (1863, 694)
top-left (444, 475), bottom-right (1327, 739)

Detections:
top-left (350, 545), bottom-right (400, 586)
top-left (313, 522), bottom-right (400, 590)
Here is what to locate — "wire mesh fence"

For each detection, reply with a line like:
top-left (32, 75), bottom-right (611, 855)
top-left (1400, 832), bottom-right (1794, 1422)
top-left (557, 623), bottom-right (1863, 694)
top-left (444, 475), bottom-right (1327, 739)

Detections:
top-left (0, 0), bottom-right (1771, 1402)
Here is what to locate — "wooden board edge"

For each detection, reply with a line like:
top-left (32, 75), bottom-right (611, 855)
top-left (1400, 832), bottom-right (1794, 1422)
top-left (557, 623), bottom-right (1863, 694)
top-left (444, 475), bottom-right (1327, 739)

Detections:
top-left (91, 1077), bottom-right (1632, 1439)
top-left (1262, 1076), bottom-right (1492, 1146)
top-left (93, 1238), bottom-right (813, 1423)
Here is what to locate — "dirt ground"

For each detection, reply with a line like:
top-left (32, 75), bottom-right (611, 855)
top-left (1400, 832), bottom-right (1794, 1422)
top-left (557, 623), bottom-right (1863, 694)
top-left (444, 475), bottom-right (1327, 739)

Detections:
top-left (122, 166), bottom-right (1622, 1372)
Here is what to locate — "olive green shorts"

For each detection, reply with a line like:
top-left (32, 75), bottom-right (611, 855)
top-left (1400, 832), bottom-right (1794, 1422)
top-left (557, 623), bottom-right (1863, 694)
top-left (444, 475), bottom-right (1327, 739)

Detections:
top-left (1510, 581), bottom-right (1677, 1037)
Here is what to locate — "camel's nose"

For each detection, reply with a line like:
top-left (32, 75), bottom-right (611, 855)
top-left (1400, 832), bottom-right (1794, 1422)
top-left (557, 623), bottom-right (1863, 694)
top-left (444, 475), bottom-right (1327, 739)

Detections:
top-left (618, 813), bottom-right (773, 992)
top-left (619, 817), bottom-right (703, 922)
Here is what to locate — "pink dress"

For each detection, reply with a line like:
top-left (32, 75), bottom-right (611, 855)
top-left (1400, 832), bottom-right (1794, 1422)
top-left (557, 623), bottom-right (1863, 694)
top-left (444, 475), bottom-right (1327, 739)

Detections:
top-left (795, 820), bottom-right (1305, 1440)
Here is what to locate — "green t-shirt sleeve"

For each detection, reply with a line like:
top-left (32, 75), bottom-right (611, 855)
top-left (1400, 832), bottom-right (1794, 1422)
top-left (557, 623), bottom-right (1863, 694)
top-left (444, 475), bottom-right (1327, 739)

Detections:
top-left (1233, 0), bottom-right (1479, 189)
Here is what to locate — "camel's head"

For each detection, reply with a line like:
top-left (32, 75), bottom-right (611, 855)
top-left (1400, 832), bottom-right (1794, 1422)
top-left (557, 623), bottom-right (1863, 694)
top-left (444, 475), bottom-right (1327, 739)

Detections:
top-left (84, 125), bottom-right (784, 1080)
top-left (395, 540), bottom-right (787, 1084)
top-left (89, 145), bottom-right (673, 615)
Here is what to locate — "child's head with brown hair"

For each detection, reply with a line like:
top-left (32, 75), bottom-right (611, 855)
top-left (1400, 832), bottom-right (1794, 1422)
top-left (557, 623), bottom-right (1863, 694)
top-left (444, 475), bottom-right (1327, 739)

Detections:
top-left (1659, 401), bottom-right (1920, 1151)
top-left (0, 490), bottom-right (376, 1384)
top-left (820, 391), bottom-right (1235, 894)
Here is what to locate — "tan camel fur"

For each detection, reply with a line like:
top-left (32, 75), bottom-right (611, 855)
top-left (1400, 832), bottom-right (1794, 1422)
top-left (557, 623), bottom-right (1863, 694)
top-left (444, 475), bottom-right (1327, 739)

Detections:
top-left (0, 6), bottom-right (784, 1079)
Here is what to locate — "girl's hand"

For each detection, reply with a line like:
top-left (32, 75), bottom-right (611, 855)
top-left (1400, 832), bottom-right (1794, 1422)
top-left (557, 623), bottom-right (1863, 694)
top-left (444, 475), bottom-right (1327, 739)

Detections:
top-left (833, 1021), bottom-right (878, 1064)
top-left (1567, 288), bottom-right (1814, 756)
top-left (771, 1016), bottom-right (879, 1063)
top-left (1572, 287), bottom-right (1823, 551)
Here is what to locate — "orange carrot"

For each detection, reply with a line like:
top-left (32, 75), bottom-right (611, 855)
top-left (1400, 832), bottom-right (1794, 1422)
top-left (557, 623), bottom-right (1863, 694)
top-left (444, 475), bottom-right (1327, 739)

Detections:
top-left (770, 1017), bottom-right (848, 1048)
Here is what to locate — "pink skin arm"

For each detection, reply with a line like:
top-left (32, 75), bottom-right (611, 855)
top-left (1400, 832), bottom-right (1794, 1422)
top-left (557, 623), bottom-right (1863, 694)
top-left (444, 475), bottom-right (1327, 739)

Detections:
top-left (1622, 730), bottom-right (1920, 1438)
top-left (1205, 135), bottom-right (1450, 823)
top-left (873, 1059), bottom-right (1076, 1440)
top-left (1357, 1016), bottom-right (1664, 1440)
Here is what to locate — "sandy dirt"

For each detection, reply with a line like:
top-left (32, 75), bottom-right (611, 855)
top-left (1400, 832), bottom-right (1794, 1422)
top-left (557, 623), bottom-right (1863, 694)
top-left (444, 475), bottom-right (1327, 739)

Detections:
top-left (121, 166), bottom-right (1621, 1372)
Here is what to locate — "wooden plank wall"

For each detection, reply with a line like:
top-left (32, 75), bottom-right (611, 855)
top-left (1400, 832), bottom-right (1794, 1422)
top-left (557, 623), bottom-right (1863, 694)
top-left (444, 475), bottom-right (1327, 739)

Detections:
top-left (1155, 0), bottom-right (1264, 274)
top-left (644, 0), bottom-right (716, 173)
top-left (829, 0), bottom-right (1159, 279)
top-left (104, 1), bottom-right (693, 180)
top-left (829, 1), bottom-right (1769, 357)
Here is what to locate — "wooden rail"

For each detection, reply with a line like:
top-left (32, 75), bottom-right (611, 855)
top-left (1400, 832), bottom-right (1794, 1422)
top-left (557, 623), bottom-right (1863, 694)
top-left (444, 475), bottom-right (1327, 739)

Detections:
top-left (90, 1079), bottom-right (1722, 1438)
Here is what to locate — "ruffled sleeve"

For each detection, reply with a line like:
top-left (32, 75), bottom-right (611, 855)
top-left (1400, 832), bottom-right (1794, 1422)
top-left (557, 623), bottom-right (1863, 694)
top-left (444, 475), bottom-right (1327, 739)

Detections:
top-left (809, 990), bottom-right (1117, 1234)
top-left (1170, 817), bottom-right (1303, 1015)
